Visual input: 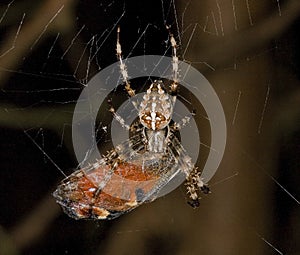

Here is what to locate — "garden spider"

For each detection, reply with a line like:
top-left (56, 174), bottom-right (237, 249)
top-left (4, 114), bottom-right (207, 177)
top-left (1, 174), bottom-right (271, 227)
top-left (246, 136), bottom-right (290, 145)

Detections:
top-left (53, 27), bottom-right (209, 220)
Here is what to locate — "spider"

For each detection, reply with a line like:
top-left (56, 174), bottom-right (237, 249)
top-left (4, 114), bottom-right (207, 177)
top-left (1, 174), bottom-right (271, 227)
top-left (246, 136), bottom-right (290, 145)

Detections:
top-left (53, 27), bottom-right (210, 220)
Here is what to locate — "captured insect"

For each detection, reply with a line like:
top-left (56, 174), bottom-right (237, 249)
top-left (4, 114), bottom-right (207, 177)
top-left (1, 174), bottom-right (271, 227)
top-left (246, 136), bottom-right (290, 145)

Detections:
top-left (53, 27), bottom-right (210, 220)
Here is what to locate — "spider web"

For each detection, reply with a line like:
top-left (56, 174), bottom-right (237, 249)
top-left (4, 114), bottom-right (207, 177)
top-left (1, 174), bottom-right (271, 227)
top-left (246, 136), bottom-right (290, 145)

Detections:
top-left (0, 0), bottom-right (299, 254)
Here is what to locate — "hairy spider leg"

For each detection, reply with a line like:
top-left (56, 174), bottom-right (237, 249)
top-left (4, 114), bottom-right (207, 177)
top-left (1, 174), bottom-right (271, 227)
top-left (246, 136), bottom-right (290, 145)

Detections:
top-left (166, 26), bottom-right (179, 99)
top-left (167, 129), bottom-right (210, 207)
top-left (108, 99), bottom-right (130, 130)
top-left (108, 27), bottom-right (138, 130)
top-left (116, 26), bottom-right (135, 97)
top-left (172, 111), bottom-right (196, 131)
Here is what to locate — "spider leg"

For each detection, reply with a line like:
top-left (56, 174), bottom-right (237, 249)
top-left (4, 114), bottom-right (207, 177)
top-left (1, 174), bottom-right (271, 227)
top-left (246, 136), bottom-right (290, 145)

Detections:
top-left (166, 131), bottom-right (210, 207)
top-left (116, 27), bottom-right (135, 97)
top-left (107, 97), bottom-right (141, 131)
top-left (166, 26), bottom-right (179, 98)
top-left (108, 100), bottom-right (130, 130)
top-left (172, 110), bottom-right (195, 131)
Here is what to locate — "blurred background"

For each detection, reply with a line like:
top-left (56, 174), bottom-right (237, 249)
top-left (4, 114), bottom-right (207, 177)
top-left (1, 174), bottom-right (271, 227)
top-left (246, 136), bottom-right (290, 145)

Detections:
top-left (0, 0), bottom-right (299, 254)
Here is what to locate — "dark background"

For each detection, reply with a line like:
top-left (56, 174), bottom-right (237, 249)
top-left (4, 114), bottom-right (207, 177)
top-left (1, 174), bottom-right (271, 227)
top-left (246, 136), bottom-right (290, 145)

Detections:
top-left (0, 0), bottom-right (299, 254)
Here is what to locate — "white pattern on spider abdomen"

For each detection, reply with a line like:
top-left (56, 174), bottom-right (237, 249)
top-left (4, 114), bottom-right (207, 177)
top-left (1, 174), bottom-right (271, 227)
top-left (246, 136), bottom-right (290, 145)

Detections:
top-left (139, 81), bottom-right (174, 131)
